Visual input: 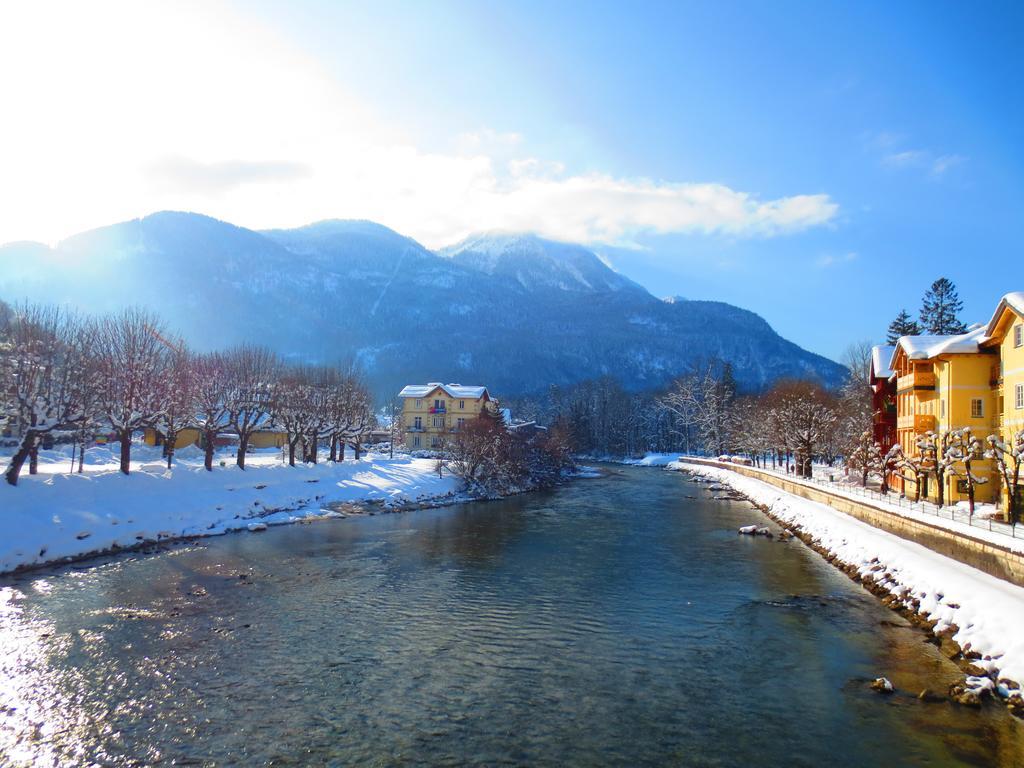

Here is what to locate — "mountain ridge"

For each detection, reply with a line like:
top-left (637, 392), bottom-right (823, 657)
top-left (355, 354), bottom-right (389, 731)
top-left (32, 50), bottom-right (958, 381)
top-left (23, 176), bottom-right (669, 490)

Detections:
top-left (0, 211), bottom-right (847, 397)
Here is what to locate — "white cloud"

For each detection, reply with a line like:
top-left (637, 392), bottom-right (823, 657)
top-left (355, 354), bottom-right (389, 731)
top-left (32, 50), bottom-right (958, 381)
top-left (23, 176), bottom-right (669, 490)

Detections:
top-left (882, 150), bottom-right (929, 168)
top-left (815, 252), bottom-right (858, 269)
top-left (876, 135), bottom-right (966, 180)
top-left (0, 1), bottom-right (839, 249)
top-left (930, 154), bottom-right (965, 177)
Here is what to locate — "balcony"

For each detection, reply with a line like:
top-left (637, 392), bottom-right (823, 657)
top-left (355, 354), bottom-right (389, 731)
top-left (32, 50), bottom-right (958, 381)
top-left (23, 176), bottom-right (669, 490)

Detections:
top-left (406, 425), bottom-right (425, 433)
top-left (896, 413), bottom-right (936, 433)
top-left (428, 406), bottom-right (446, 414)
top-left (896, 369), bottom-right (936, 392)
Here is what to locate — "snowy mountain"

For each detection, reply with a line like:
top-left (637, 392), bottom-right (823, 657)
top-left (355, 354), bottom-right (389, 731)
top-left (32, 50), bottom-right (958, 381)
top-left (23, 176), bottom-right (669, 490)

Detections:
top-left (0, 212), bottom-right (847, 396)
top-left (441, 232), bottom-right (644, 295)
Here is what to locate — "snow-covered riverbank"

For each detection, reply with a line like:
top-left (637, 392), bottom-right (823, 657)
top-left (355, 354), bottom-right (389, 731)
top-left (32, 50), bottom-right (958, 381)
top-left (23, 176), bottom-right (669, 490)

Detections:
top-left (0, 445), bottom-right (460, 574)
top-left (673, 460), bottom-right (1024, 707)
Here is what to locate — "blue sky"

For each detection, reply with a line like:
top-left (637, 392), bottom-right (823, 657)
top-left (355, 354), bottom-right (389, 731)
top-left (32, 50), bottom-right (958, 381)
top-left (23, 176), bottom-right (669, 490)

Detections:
top-left (2, 1), bottom-right (1022, 360)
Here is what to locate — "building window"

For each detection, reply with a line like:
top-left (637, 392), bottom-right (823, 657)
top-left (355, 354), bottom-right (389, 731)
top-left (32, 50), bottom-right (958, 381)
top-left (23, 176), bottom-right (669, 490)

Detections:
top-left (413, 436), bottom-right (421, 448)
top-left (460, 400), bottom-right (465, 409)
top-left (433, 416), bottom-right (445, 428)
top-left (456, 417), bottom-right (466, 429)
top-left (416, 399), bottom-right (422, 409)
top-left (1017, 384), bottom-right (1024, 410)
top-left (434, 398), bottom-right (444, 411)
top-left (971, 398), bottom-right (983, 418)
top-left (1016, 324), bottom-right (1023, 348)
top-left (413, 416), bottom-right (422, 429)
top-left (430, 436), bottom-right (439, 448)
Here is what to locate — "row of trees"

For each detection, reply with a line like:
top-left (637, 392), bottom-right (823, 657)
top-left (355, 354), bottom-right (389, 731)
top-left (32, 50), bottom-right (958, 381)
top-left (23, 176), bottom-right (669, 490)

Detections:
top-left (512, 351), bottom-right (869, 474)
top-left (847, 426), bottom-right (1024, 520)
top-left (0, 304), bottom-right (373, 486)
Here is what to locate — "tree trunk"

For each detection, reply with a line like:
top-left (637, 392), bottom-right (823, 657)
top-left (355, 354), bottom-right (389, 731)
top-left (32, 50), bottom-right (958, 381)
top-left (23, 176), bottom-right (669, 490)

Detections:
top-left (329, 436), bottom-right (338, 463)
top-left (119, 431), bottom-right (132, 475)
top-left (339, 441), bottom-right (345, 461)
top-left (237, 435), bottom-right (249, 469)
top-left (204, 431), bottom-right (215, 472)
top-left (288, 439), bottom-right (297, 467)
top-left (308, 435), bottom-right (318, 464)
top-left (166, 442), bottom-right (175, 470)
top-left (29, 442), bottom-right (39, 475)
top-left (354, 441), bottom-right (361, 461)
top-left (4, 437), bottom-right (33, 485)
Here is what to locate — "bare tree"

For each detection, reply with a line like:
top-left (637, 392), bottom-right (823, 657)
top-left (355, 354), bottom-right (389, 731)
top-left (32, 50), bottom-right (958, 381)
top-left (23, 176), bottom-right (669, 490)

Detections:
top-left (152, 341), bottom-right (197, 469)
top-left (2, 305), bottom-right (85, 485)
top-left (945, 428), bottom-right (988, 516)
top-left (223, 345), bottom-right (279, 469)
top-left (986, 430), bottom-right (1024, 524)
top-left (95, 308), bottom-right (170, 475)
top-left (916, 430), bottom-right (955, 507)
top-left (193, 352), bottom-right (232, 471)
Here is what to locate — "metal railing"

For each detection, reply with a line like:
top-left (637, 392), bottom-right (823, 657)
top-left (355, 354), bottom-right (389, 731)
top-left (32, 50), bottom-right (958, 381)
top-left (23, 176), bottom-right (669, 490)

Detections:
top-left (727, 461), bottom-right (1020, 542)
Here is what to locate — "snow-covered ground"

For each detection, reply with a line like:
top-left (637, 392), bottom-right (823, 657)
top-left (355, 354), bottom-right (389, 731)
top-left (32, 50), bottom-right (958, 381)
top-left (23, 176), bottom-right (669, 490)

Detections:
top-left (674, 461), bottom-right (1024, 696)
top-left (0, 443), bottom-right (460, 574)
top-left (621, 453), bottom-right (685, 467)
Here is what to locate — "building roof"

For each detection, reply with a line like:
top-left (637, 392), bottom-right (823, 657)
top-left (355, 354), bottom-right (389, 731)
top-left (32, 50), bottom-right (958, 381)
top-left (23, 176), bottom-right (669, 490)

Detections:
top-left (398, 383), bottom-right (489, 399)
top-left (888, 325), bottom-right (989, 369)
top-left (983, 291), bottom-right (1024, 338)
top-left (869, 345), bottom-right (896, 381)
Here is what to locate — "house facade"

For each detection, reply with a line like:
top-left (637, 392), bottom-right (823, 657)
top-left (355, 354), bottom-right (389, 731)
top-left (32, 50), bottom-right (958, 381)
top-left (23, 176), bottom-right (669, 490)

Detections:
top-left (980, 293), bottom-right (1024, 515)
top-left (869, 344), bottom-right (897, 453)
top-left (890, 327), bottom-right (998, 506)
top-left (398, 383), bottom-right (496, 449)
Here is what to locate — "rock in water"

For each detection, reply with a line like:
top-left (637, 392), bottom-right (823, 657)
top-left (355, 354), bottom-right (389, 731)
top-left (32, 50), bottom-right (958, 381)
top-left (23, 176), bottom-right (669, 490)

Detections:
top-left (871, 677), bottom-right (894, 694)
top-left (247, 522), bottom-right (268, 532)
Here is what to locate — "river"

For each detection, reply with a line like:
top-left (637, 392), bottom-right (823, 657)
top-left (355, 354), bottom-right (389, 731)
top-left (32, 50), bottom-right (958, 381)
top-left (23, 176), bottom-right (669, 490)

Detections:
top-left (1, 464), bottom-right (1022, 766)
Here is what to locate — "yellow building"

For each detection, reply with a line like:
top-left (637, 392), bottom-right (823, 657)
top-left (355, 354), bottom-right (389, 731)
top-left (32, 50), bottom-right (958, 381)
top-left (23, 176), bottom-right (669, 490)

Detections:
top-left (143, 426), bottom-right (287, 450)
top-left (143, 427), bottom-right (202, 449)
top-left (398, 383), bottom-right (496, 450)
top-left (889, 327), bottom-right (998, 505)
top-left (981, 292), bottom-right (1024, 517)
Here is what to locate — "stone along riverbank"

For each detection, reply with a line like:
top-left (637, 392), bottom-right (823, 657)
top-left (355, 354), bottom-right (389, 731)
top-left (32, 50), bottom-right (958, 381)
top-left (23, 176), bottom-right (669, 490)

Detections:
top-left (1, 464), bottom-right (1022, 766)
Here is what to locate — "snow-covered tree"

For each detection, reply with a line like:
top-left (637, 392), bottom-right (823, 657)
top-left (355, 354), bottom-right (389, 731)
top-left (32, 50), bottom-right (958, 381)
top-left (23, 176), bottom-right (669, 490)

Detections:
top-left (944, 427), bottom-right (988, 516)
top-left (919, 278), bottom-right (967, 335)
top-left (773, 382), bottom-right (838, 477)
top-left (657, 359), bottom-right (735, 455)
top-left (271, 365), bottom-right (322, 466)
top-left (223, 345), bottom-right (279, 470)
top-left (64, 318), bottom-right (106, 474)
top-left (192, 352), bottom-right (232, 471)
top-left (2, 305), bottom-right (85, 485)
top-left (846, 430), bottom-right (883, 487)
top-left (151, 341), bottom-right (197, 469)
top-left (916, 430), bottom-right (955, 506)
top-left (986, 430), bottom-right (1024, 524)
top-left (95, 308), bottom-right (170, 475)
top-left (887, 443), bottom-right (927, 501)
top-left (886, 309), bottom-right (921, 344)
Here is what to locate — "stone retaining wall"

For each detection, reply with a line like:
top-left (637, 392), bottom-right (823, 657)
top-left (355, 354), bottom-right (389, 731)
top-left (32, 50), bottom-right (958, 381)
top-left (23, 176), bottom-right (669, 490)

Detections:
top-left (679, 458), bottom-right (1024, 588)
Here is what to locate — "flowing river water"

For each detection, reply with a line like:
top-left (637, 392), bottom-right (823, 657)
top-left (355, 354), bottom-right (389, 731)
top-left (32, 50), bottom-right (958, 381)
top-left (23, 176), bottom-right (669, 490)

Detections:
top-left (2, 464), bottom-right (1023, 766)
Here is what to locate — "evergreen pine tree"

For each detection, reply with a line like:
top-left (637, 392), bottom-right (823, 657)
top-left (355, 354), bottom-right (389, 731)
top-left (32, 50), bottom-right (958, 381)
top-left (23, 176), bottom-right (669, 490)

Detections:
top-left (919, 278), bottom-right (967, 335)
top-left (886, 309), bottom-right (921, 344)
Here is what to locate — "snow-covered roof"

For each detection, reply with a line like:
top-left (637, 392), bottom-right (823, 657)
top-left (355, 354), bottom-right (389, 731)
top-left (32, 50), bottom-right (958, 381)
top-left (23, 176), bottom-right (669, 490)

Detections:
top-left (869, 345), bottom-right (896, 381)
top-left (984, 292), bottom-right (1024, 338)
top-left (889, 326), bottom-right (989, 368)
top-left (398, 383), bottom-right (489, 400)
